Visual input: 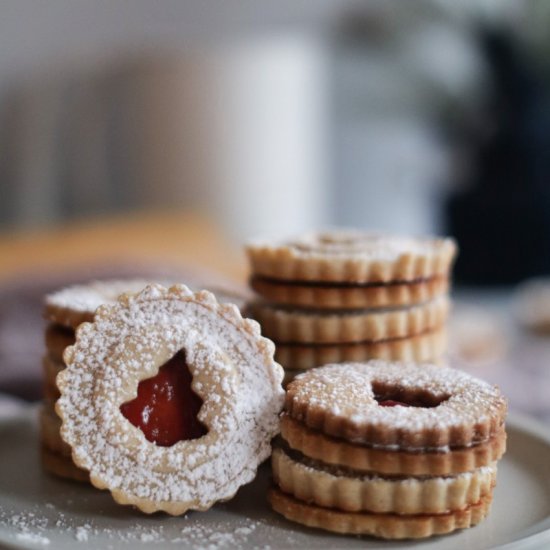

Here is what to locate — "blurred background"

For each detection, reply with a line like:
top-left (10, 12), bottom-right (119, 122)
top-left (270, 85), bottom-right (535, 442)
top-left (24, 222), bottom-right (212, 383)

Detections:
top-left (1, 0), bottom-right (550, 263)
top-left (2, 1), bottom-right (550, 280)
top-left (1, 1), bottom-right (550, 421)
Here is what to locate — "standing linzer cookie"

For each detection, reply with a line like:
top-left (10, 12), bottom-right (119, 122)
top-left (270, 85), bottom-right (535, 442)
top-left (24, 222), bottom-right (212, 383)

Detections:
top-left (270, 361), bottom-right (507, 539)
top-left (56, 284), bottom-right (284, 514)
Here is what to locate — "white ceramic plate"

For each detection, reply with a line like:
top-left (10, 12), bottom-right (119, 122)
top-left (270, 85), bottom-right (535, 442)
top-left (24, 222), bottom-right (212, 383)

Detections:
top-left (0, 408), bottom-right (549, 549)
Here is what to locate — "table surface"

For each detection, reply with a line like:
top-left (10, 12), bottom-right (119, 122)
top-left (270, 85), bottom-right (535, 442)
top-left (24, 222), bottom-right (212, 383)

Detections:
top-left (0, 210), bottom-right (246, 284)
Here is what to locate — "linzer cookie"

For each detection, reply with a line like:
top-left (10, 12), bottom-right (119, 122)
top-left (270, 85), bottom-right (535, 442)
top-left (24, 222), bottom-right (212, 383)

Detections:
top-left (40, 278), bottom-right (251, 483)
top-left (40, 398), bottom-right (90, 482)
top-left (56, 284), bottom-right (284, 514)
top-left (44, 279), bottom-right (175, 329)
top-left (44, 278), bottom-right (250, 329)
top-left (285, 362), bottom-right (506, 448)
top-left (247, 231), bottom-right (456, 309)
top-left (270, 360), bottom-right (507, 539)
top-left (44, 324), bottom-right (74, 364)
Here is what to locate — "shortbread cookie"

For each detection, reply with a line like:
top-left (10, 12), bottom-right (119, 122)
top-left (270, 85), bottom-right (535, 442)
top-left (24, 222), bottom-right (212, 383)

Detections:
top-left (41, 446), bottom-right (89, 483)
top-left (272, 446), bottom-right (496, 515)
top-left (275, 328), bottom-right (447, 370)
top-left (248, 296), bottom-right (449, 344)
top-left (247, 231), bottom-right (457, 283)
top-left (56, 284), bottom-right (284, 515)
top-left (250, 275), bottom-right (449, 310)
top-left (44, 278), bottom-right (250, 330)
top-left (269, 487), bottom-right (492, 539)
top-left (285, 361), bottom-right (507, 449)
top-left (280, 414), bottom-right (507, 476)
top-left (44, 279), bottom-right (174, 329)
top-left (43, 281), bottom-right (250, 377)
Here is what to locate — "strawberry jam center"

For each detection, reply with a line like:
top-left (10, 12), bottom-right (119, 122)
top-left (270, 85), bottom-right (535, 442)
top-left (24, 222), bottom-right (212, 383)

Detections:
top-left (120, 350), bottom-right (206, 446)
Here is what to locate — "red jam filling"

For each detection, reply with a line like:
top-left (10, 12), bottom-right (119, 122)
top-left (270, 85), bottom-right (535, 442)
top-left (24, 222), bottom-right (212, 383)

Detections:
top-left (120, 350), bottom-right (207, 446)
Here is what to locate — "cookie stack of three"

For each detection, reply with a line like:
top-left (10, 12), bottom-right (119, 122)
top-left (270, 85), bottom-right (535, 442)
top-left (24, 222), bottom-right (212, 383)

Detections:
top-left (270, 361), bottom-right (508, 539)
top-left (246, 231), bottom-right (457, 383)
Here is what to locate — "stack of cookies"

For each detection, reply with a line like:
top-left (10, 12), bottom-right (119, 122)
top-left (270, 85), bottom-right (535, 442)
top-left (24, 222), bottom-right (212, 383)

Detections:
top-left (246, 231), bottom-right (457, 382)
top-left (41, 279), bottom-right (250, 482)
top-left (270, 361), bottom-right (508, 539)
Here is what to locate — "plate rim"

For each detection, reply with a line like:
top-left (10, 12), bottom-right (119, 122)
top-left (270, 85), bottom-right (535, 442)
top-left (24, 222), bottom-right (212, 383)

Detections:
top-left (493, 412), bottom-right (550, 549)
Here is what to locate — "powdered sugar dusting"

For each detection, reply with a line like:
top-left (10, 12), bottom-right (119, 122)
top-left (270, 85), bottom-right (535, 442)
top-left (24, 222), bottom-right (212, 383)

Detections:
top-left (287, 361), bottom-right (507, 448)
top-left (16, 531), bottom-right (50, 545)
top-left (0, 505), bottom-right (268, 548)
top-left (251, 231), bottom-right (454, 262)
top-left (3, 509), bottom-right (50, 546)
top-left (56, 284), bottom-right (284, 513)
top-left (45, 279), bottom-right (248, 319)
top-left (292, 231), bottom-right (445, 260)
top-left (45, 279), bottom-right (175, 314)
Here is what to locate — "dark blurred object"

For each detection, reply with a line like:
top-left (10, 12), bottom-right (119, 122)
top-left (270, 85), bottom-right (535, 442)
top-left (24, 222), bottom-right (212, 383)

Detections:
top-left (448, 27), bottom-right (550, 285)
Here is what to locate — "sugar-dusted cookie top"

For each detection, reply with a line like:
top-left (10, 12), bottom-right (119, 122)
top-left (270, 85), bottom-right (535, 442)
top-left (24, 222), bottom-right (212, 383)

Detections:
top-left (285, 361), bottom-right (506, 450)
top-left (44, 278), bottom-right (250, 329)
top-left (247, 231), bottom-right (457, 283)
